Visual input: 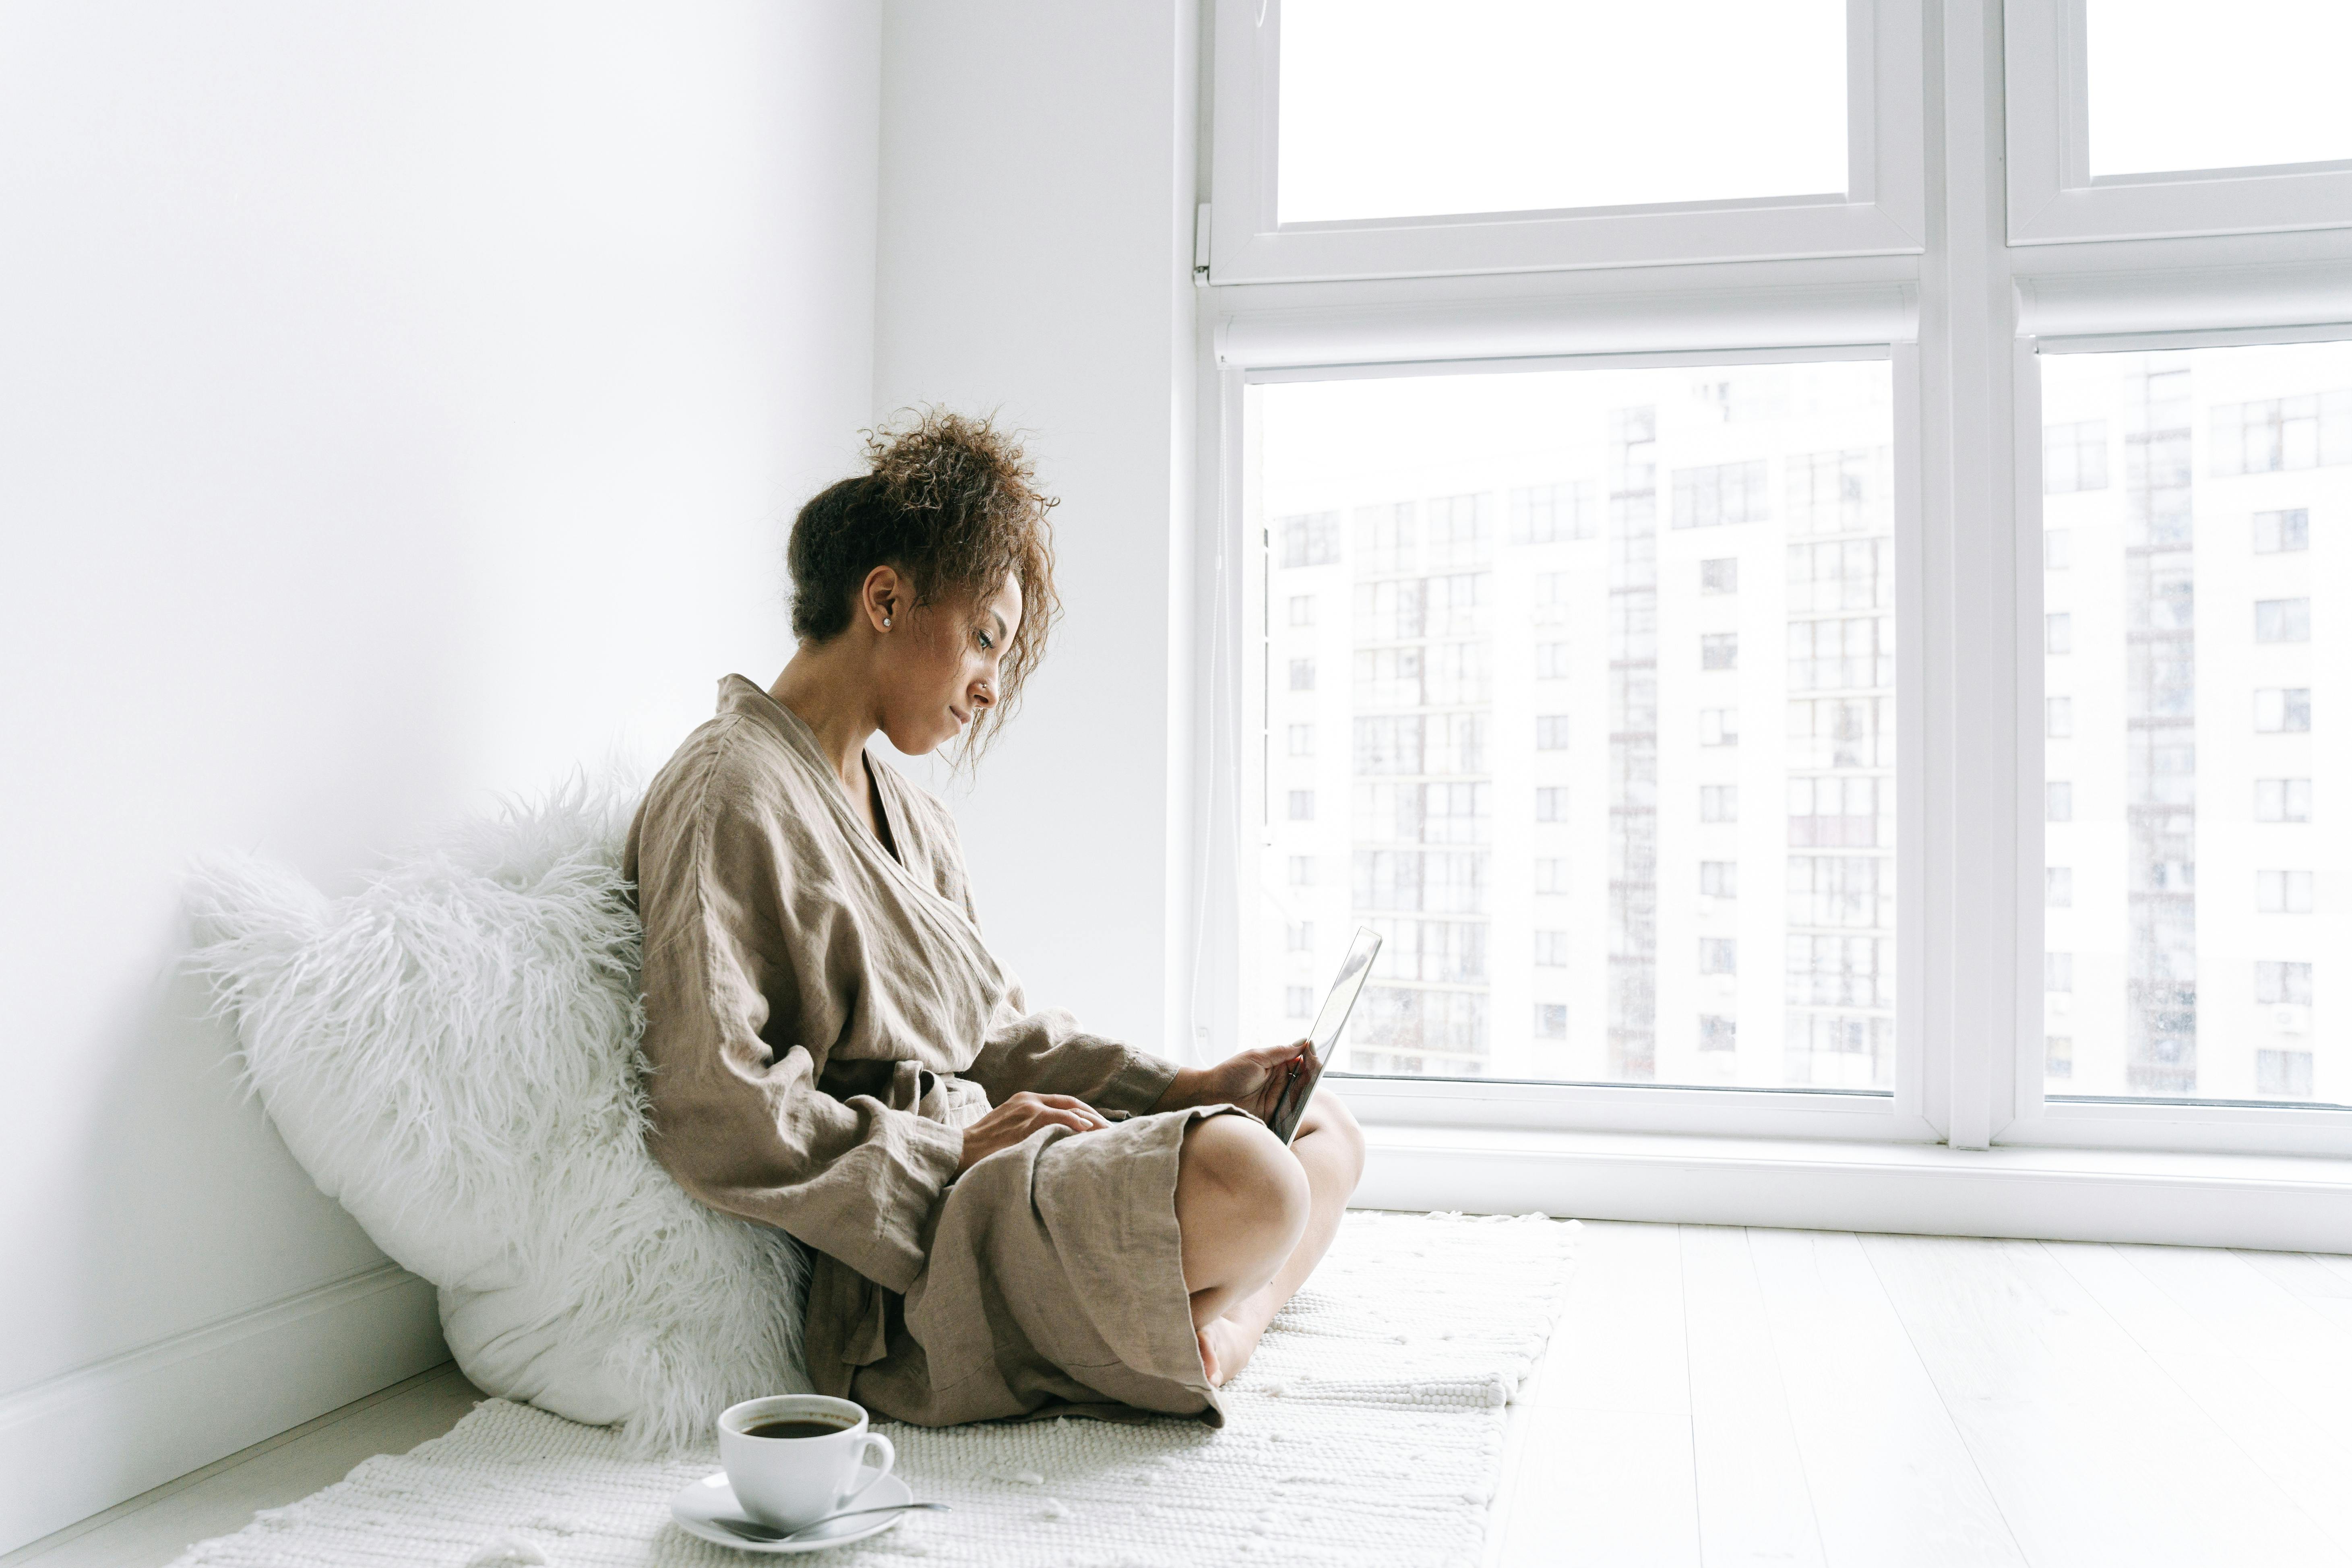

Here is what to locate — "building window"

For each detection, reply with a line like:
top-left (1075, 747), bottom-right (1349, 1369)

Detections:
top-left (2257, 870), bottom-right (2314, 913)
top-left (1287, 723), bottom-right (1315, 757)
top-left (1288, 855), bottom-right (1316, 887)
top-left (2255, 960), bottom-right (2313, 1006)
top-left (2043, 419), bottom-right (2109, 493)
top-left (2046, 781), bottom-right (2073, 822)
top-left (1290, 594), bottom-right (1317, 626)
top-left (1536, 858), bottom-right (1569, 894)
top-left (2255, 598), bottom-right (2311, 643)
top-left (1535, 787), bottom-right (1569, 822)
top-left (1533, 1003), bottom-right (1567, 1041)
top-left (1698, 937), bottom-right (1737, 975)
top-left (1698, 1015), bottom-right (1737, 1052)
top-left (2046, 696), bottom-right (2074, 738)
top-left (2046, 867), bottom-right (2073, 907)
top-left (1699, 708), bottom-right (1739, 746)
top-left (1286, 985), bottom-right (1314, 1018)
top-left (1536, 715), bottom-right (1571, 750)
top-left (1279, 512), bottom-right (1341, 567)
top-left (2209, 393), bottom-right (2352, 476)
top-left (1699, 860), bottom-right (1738, 899)
top-left (1510, 482), bottom-right (1594, 543)
top-left (1672, 459), bottom-right (1771, 529)
top-left (1289, 657), bottom-right (1317, 692)
top-left (2047, 1035), bottom-right (2073, 1080)
top-left (1288, 789), bottom-right (1315, 822)
top-left (2045, 612), bottom-right (2072, 655)
top-left (1699, 557), bottom-right (1739, 595)
top-left (2046, 952), bottom-right (2073, 993)
top-left (1534, 641), bottom-right (1571, 678)
top-left (2255, 778), bottom-right (2313, 822)
top-left (2257, 1049), bottom-right (2315, 1099)
top-left (1286, 921), bottom-right (1315, 952)
top-left (1700, 785), bottom-right (1739, 823)
top-left (2255, 688), bottom-right (2311, 733)
top-left (2044, 529), bottom-right (2071, 570)
top-left (2253, 508), bottom-right (2310, 554)
top-left (1534, 930), bottom-right (1569, 967)
top-left (1700, 632), bottom-right (1738, 670)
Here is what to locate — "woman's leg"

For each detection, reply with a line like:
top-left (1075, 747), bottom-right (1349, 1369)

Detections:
top-left (1184, 1093), bottom-right (1367, 1386)
top-left (1174, 1114), bottom-right (1310, 1330)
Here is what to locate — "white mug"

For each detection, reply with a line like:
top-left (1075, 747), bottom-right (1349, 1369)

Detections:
top-left (717, 1395), bottom-right (896, 1530)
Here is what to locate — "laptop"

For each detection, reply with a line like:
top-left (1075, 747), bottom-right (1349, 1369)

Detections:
top-left (1265, 925), bottom-right (1383, 1144)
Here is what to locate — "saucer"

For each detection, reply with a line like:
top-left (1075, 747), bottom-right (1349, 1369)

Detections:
top-left (669, 1471), bottom-right (916, 1554)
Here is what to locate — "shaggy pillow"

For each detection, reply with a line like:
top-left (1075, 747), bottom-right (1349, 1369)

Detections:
top-left (185, 775), bottom-right (812, 1451)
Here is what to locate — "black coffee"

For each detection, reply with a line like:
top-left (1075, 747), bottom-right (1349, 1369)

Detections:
top-left (744, 1418), bottom-right (851, 1440)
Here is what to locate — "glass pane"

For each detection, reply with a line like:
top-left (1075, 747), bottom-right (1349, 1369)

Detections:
top-left (1276, 0), bottom-right (1847, 225)
top-left (1254, 359), bottom-right (1897, 1090)
top-left (2041, 337), bottom-right (2352, 1105)
top-left (2086, 0), bottom-right (2352, 178)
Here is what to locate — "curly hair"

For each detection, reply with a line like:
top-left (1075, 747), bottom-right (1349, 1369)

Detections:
top-left (787, 408), bottom-right (1060, 760)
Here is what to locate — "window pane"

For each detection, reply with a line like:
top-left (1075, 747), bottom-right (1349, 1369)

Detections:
top-left (1276, 0), bottom-right (1847, 224)
top-left (1256, 358), bottom-right (1895, 1089)
top-left (2041, 337), bottom-right (2352, 1105)
top-left (2086, 0), bottom-right (2352, 178)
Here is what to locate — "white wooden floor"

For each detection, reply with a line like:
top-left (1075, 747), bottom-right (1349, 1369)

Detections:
top-left (12, 1223), bottom-right (2352, 1568)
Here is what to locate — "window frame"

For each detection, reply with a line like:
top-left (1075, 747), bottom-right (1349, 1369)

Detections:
top-left (1206, 0), bottom-right (1926, 285)
top-left (2005, 0), bottom-right (2352, 247)
top-left (1188, 0), bottom-right (2352, 1160)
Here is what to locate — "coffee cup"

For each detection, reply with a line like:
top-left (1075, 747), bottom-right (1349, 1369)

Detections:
top-left (717, 1395), bottom-right (896, 1530)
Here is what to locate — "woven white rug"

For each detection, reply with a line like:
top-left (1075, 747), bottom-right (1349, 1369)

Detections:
top-left (171, 1211), bottom-right (1579, 1568)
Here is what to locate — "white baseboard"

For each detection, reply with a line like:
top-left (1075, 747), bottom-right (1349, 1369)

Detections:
top-left (0, 1263), bottom-right (446, 1554)
top-left (1355, 1125), bottom-right (2352, 1253)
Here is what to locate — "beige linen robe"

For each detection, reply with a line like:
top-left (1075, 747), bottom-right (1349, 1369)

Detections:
top-left (624, 676), bottom-right (1228, 1426)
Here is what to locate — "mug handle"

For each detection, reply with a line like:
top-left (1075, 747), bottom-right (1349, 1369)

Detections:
top-left (838, 1431), bottom-right (895, 1504)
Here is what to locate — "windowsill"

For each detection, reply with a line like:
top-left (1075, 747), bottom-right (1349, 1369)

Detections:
top-left (1354, 1122), bottom-right (2352, 1253)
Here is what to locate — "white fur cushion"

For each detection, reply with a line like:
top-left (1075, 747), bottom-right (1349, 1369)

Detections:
top-left (186, 776), bottom-right (812, 1450)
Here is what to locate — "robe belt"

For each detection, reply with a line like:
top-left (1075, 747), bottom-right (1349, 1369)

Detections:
top-left (814, 1055), bottom-right (942, 1111)
top-left (810, 1056), bottom-right (957, 1370)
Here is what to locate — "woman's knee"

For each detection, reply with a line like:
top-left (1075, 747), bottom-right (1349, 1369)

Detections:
top-left (1300, 1092), bottom-right (1368, 1188)
top-left (1176, 1114), bottom-right (1311, 1254)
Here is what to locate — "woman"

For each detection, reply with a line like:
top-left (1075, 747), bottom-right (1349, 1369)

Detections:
top-left (624, 410), bottom-right (1365, 1428)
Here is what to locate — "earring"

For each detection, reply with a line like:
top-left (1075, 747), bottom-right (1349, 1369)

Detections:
top-left (882, 617), bottom-right (892, 629)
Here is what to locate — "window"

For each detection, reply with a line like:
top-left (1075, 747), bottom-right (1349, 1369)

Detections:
top-left (2043, 420), bottom-right (2109, 493)
top-left (1534, 642), bottom-right (1572, 679)
top-left (1699, 861), bottom-right (1738, 900)
top-left (1672, 461), bottom-right (1770, 529)
top-left (2046, 696), bottom-right (2073, 738)
top-left (2258, 1049), bottom-right (2315, 1099)
top-left (1700, 558), bottom-right (1739, 595)
top-left (2255, 599), bottom-right (2311, 643)
top-left (1534, 787), bottom-right (1569, 823)
top-left (1286, 921), bottom-right (1314, 952)
top-left (2046, 781), bottom-right (2073, 822)
top-left (1698, 1015), bottom-right (1737, 1052)
top-left (1535, 859), bottom-right (1568, 894)
top-left (1288, 790), bottom-right (1315, 822)
top-left (2256, 688), bottom-right (2312, 733)
top-left (2254, 509), bottom-right (2310, 554)
top-left (1290, 594), bottom-right (1317, 626)
top-left (2256, 778), bottom-right (2313, 822)
top-left (1698, 938), bottom-right (1737, 976)
top-left (1535, 716), bottom-right (1571, 751)
top-left (2044, 529), bottom-right (2072, 570)
top-left (1288, 855), bottom-right (1316, 887)
top-left (2212, 395), bottom-right (2352, 476)
top-left (1701, 632), bottom-right (1738, 671)
top-left (2046, 952), bottom-right (2074, 993)
top-left (2046, 867), bottom-right (2073, 908)
top-left (1289, 658), bottom-right (1316, 692)
top-left (2045, 612), bottom-right (2072, 655)
top-left (1511, 483), bottom-right (1594, 544)
top-left (1534, 930), bottom-right (1568, 968)
top-left (2256, 960), bottom-right (2313, 1007)
top-left (2047, 1035), bottom-right (2074, 1080)
top-left (1287, 723), bottom-right (1314, 757)
top-left (1533, 1003), bottom-right (1568, 1041)
top-left (1279, 512), bottom-right (1341, 567)
top-left (1699, 708), bottom-right (1739, 747)
top-left (1286, 985), bottom-right (1313, 1018)
top-left (2257, 870), bottom-right (2314, 914)
top-left (1700, 785), bottom-right (1739, 824)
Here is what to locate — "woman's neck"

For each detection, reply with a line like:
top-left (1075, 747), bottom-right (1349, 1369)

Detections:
top-left (768, 645), bottom-right (880, 798)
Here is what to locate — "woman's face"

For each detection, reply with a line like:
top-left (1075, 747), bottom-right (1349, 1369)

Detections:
top-left (877, 572), bottom-right (1023, 756)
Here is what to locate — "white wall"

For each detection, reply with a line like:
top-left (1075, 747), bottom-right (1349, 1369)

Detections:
top-left (873, 0), bottom-right (1203, 1058)
top-left (0, 1), bottom-right (880, 1546)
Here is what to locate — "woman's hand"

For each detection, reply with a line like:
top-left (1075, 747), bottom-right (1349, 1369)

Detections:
top-left (955, 1091), bottom-right (1111, 1175)
top-left (1155, 1039), bottom-right (1315, 1122)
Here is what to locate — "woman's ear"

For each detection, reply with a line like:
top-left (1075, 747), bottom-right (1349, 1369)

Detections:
top-left (860, 564), bottom-right (903, 633)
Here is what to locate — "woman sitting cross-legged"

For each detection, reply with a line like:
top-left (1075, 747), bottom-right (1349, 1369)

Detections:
top-left (624, 409), bottom-right (1366, 1425)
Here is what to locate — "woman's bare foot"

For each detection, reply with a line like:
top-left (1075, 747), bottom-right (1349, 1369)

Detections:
top-left (1196, 1313), bottom-right (1266, 1388)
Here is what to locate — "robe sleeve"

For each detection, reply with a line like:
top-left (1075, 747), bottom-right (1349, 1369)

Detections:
top-left (631, 767), bottom-right (965, 1296)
